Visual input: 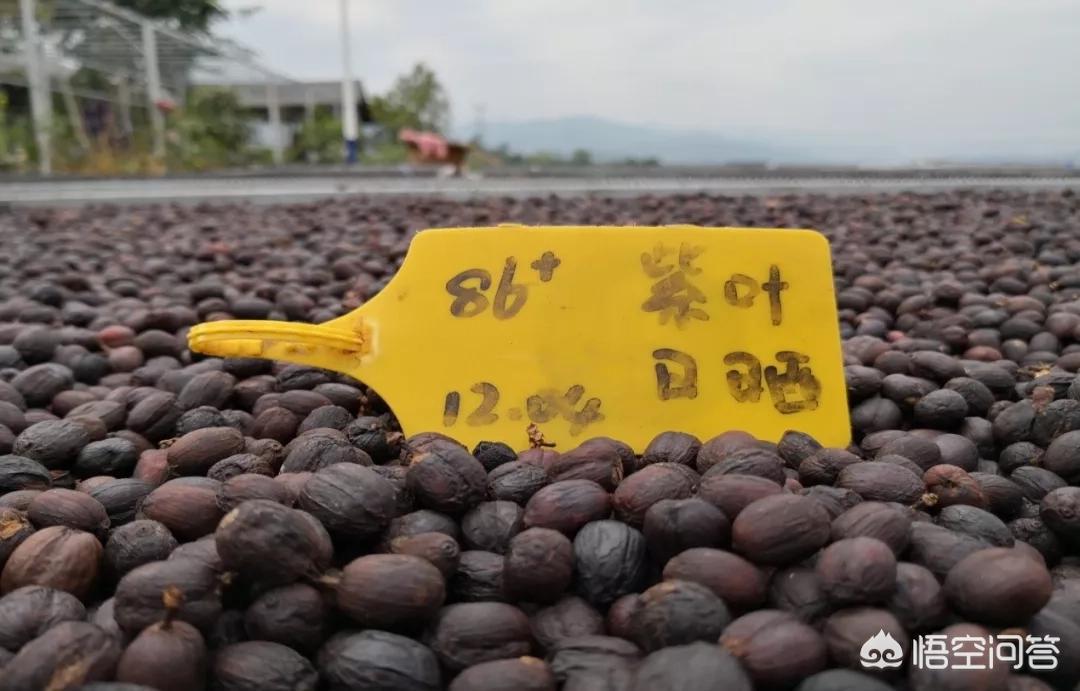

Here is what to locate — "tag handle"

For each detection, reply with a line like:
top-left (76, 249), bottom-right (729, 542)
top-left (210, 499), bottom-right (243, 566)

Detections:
top-left (187, 319), bottom-right (369, 373)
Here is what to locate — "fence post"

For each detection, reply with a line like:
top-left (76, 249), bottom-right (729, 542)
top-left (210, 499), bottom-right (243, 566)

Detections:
top-left (305, 86), bottom-right (316, 127)
top-left (267, 81), bottom-right (284, 165)
top-left (19, 0), bottom-right (51, 175)
top-left (141, 20), bottom-right (166, 160)
top-left (117, 77), bottom-right (134, 140)
top-left (339, 0), bottom-right (359, 163)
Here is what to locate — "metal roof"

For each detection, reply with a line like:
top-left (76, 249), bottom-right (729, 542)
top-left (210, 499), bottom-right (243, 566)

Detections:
top-left (5, 0), bottom-right (293, 95)
top-left (194, 79), bottom-right (367, 109)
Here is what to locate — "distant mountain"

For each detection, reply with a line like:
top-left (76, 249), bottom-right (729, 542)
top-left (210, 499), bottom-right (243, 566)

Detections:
top-left (459, 116), bottom-right (1080, 167)
top-left (463, 116), bottom-right (799, 164)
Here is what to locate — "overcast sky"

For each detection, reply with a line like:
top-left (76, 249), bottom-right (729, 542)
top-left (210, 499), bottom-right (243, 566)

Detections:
top-left (219, 0), bottom-right (1080, 158)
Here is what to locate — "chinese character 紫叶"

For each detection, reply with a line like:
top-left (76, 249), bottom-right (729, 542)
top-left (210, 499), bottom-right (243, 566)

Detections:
top-left (724, 265), bottom-right (788, 326)
top-left (640, 243), bottom-right (708, 327)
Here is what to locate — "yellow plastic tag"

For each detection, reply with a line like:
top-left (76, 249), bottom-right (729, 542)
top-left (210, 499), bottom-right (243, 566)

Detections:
top-left (188, 226), bottom-right (850, 451)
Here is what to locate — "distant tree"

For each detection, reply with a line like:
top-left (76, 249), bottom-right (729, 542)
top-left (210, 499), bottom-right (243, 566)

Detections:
top-left (169, 87), bottom-right (256, 170)
top-left (371, 63), bottom-right (451, 135)
top-left (570, 148), bottom-right (592, 166)
top-left (524, 151), bottom-right (563, 165)
top-left (112, 0), bottom-right (228, 31)
top-left (620, 156), bottom-right (660, 167)
top-left (290, 107), bottom-right (344, 164)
